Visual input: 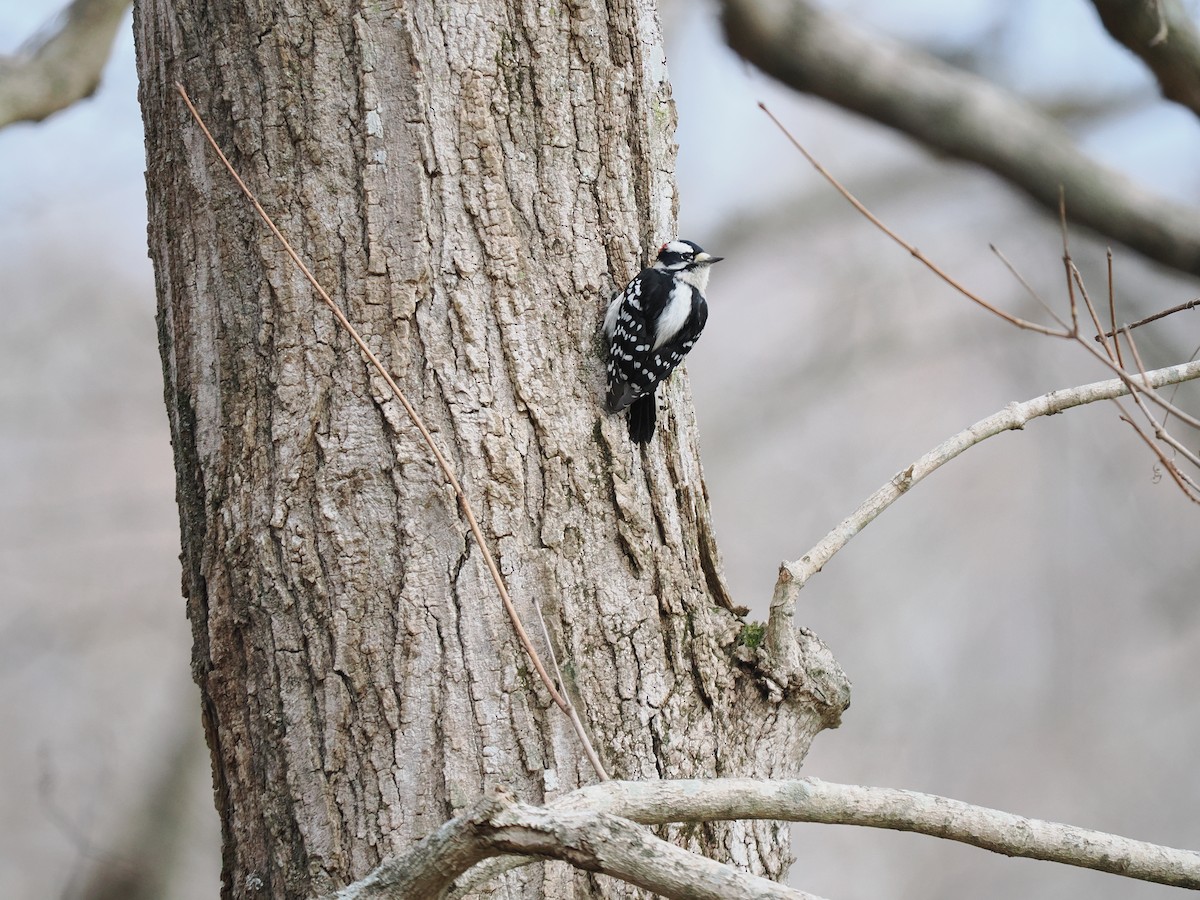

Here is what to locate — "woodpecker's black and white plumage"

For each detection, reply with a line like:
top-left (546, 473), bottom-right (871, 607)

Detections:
top-left (603, 239), bottom-right (723, 443)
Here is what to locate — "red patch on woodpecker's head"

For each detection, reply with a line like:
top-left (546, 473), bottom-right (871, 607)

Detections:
top-left (660, 242), bottom-right (668, 254)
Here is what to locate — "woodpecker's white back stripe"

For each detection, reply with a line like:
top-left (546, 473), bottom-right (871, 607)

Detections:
top-left (652, 283), bottom-right (693, 351)
top-left (603, 239), bottom-right (718, 435)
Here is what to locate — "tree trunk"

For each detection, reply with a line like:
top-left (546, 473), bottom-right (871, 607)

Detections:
top-left (133, 1), bottom-right (849, 897)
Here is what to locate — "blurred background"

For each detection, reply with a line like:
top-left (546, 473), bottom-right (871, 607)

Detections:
top-left (1, 1), bottom-right (1197, 898)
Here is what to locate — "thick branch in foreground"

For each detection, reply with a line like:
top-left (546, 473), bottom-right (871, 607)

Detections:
top-left (1090, 0), bottom-right (1200, 118)
top-left (329, 785), bottom-right (819, 900)
top-left (336, 778), bottom-right (1200, 898)
top-left (772, 358), bottom-right (1200, 621)
top-left (0, 0), bottom-right (131, 129)
top-left (564, 779), bottom-right (1200, 889)
top-left (721, 0), bottom-right (1200, 277)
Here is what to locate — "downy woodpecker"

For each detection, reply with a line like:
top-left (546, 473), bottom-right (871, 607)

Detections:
top-left (603, 239), bottom-right (723, 443)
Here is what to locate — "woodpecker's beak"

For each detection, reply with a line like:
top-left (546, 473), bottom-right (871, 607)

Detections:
top-left (696, 252), bottom-right (723, 265)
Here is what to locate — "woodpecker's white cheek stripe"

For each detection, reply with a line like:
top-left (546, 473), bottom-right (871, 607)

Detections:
top-left (603, 239), bottom-right (717, 439)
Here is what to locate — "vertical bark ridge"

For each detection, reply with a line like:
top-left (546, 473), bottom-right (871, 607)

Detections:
top-left (135, 0), bottom-right (849, 897)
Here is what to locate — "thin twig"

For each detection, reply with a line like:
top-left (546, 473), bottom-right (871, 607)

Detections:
top-left (774, 360), bottom-right (1200, 606)
top-left (757, 102), bottom-right (1068, 337)
top-left (1118, 414), bottom-right (1200, 501)
top-left (1057, 242), bottom-right (1200, 430)
top-left (1161, 342), bottom-right (1200, 434)
top-left (1106, 249), bottom-right (1125, 368)
top-left (1124, 326), bottom-right (1153, 396)
top-left (1116, 323), bottom-right (1200, 431)
top-left (175, 83), bottom-right (609, 781)
top-left (761, 102), bottom-right (1200, 434)
top-left (988, 244), bottom-right (1069, 329)
top-left (1070, 261), bottom-right (1110, 357)
top-left (1060, 190), bottom-right (1081, 336)
top-left (1075, 319), bottom-right (1200, 430)
top-left (1117, 326), bottom-right (1200, 474)
top-left (1114, 394), bottom-right (1200, 486)
top-left (1097, 297), bottom-right (1200, 341)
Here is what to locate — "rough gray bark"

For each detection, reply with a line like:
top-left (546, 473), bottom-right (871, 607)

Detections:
top-left (134, 1), bottom-right (848, 897)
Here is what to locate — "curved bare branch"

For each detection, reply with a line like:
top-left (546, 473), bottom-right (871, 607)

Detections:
top-left (339, 777), bottom-right (1200, 898)
top-left (564, 778), bottom-right (1200, 889)
top-left (772, 358), bottom-right (1200, 615)
top-left (329, 785), bottom-right (820, 900)
top-left (720, 0), bottom-right (1200, 277)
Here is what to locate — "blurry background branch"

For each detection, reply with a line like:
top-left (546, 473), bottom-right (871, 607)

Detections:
top-left (720, 0), bottom-right (1200, 277)
top-left (0, 0), bottom-right (131, 129)
top-left (1090, 0), bottom-right (1200, 118)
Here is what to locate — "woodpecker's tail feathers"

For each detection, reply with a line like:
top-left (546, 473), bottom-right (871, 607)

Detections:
top-left (627, 394), bottom-right (656, 444)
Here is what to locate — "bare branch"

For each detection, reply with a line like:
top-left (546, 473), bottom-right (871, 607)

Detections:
top-left (175, 85), bottom-right (610, 782)
top-left (758, 103), bottom-right (1067, 337)
top-left (774, 359), bottom-right (1200, 609)
top-left (340, 778), bottom-right (1200, 898)
top-left (760, 105), bottom-right (1200, 446)
top-left (331, 785), bottom-right (819, 900)
top-left (988, 244), bottom-right (1071, 330)
top-left (0, 0), bottom-right (131, 129)
top-left (1117, 409), bottom-right (1200, 502)
top-left (1090, 0), bottom-right (1200, 118)
top-left (1060, 191), bottom-right (1082, 337)
top-left (1106, 249), bottom-right (1126, 368)
top-left (1098, 296), bottom-right (1200, 341)
top-left (564, 779), bottom-right (1200, 889)
top-left (722, 0), bottom-right (1200, 277)
top-left (492, 765), bottom-right (1200, 892)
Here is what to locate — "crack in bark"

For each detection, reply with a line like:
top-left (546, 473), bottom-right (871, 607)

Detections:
top-left (140, 1), bottom-right (844, 895)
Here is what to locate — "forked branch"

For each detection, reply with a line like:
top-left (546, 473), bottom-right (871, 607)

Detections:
top-left (331, 785), bottom-right (819, 900)
top-left (772, 359), bottom-right (1200, 615)
top-left (757, 104), bottom-right (1200, 631)
top-left (328, 778), bottom-right (1200, 899)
